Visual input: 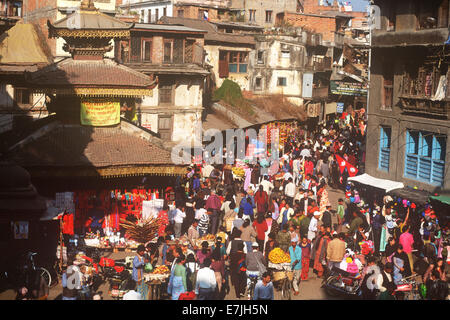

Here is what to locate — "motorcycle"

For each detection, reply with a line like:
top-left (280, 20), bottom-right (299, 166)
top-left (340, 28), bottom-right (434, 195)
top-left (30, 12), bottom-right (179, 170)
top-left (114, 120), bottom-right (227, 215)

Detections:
top-left (322, 267), bottom-right (362, 299)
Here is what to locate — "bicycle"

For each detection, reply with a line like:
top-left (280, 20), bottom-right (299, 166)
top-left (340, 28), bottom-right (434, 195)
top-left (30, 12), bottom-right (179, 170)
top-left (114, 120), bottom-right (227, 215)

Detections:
top-left (280, 271), bottom-right (292, 300)
top-left (247, 274), bottom-right (260, 300)
top-left (25, 252), bottom-right (52, 288)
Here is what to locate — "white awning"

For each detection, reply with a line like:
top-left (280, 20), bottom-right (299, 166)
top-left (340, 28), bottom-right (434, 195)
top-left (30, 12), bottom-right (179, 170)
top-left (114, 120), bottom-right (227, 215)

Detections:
top-left (348, 173), bottom-right (404, 193)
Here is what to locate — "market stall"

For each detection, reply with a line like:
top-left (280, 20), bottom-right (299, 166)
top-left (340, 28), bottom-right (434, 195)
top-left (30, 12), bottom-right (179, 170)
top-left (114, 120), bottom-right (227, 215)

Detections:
top-left (348, 173), bottom-right (404, 206)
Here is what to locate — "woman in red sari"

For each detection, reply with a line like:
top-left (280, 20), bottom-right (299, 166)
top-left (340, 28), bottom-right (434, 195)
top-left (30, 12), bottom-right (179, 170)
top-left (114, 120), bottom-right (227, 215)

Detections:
top-left (157, 203), bottom-right (170, 236)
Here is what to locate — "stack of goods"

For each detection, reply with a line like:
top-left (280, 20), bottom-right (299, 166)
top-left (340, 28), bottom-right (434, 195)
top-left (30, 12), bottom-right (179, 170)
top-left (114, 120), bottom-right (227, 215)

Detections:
top-left (232, 167), bottom-right (245, 178)
top-left (152, 265), bottom-right (170, 275)
top-left (120, 217), bottom-right (161, 244)
top-left (268, 248), bottom-right (291, 264)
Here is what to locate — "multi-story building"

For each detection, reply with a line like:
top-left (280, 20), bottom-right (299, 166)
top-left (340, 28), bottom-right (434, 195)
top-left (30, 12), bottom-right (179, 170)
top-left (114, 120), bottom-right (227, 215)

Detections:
top-left (366, 0), bottom-right (450, 192)
top-left (119, 0), bottom-right (172, 24)
top-left (230, 0), bottom-right (300, 27)
top-left (248, 28), bottom-right (332, 108)
top-left (173, 0), bottom-right (231, 22)
top-left (0, 0), bottom-right (23, 34)
top-left (115, 22), bottom-right (209, 145)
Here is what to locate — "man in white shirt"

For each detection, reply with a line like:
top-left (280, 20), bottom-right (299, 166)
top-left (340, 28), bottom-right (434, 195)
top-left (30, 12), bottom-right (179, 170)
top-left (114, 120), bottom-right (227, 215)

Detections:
top-left (284, 178), bottom-right (296, 206)
top-left (174, 205), bottom-right (186, 238)
top-left (195, 258), bottom-right (217, 300)
top-left (292, 157), bottom-right (301, 186)
top-left (308, 211), bottom-right (321, 241)
top-left (260, 176), bottom-right (274, 195)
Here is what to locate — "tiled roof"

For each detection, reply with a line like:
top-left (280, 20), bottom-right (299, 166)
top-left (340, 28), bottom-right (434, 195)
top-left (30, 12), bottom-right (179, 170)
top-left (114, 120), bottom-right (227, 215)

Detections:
top-left (7, 122), bottom-right (174, 168)
top-left (159, 16), bottom-right (255, 45)
top-left (27, 58), bottom-right (156, 88)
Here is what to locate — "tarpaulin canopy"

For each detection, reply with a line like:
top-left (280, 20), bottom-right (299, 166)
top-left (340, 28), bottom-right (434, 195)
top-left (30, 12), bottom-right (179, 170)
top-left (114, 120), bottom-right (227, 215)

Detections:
top-left (429, 195), bottom-right (450, 206)
top-left (388, 187), bottom-right (431, 206)
top-left (348, 173), bottom-right (404, 193)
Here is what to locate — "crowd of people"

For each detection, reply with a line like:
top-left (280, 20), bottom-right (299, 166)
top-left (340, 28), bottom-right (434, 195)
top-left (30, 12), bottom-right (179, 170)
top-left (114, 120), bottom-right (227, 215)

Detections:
top-left (57, 109), bottom-right (448, 300)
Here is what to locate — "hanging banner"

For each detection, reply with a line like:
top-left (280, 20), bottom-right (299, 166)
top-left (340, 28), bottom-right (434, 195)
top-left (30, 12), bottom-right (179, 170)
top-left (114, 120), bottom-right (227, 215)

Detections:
top-left (330, 81), bottom-right (368, 96)
top-left (80, 100), bottom-right (120, 126)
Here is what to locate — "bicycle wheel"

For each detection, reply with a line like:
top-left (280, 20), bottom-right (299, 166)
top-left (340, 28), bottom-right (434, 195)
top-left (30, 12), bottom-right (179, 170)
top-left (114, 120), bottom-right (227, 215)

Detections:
top-left (40, 268), bottom-right (52, 288)
top-left (281, 278), bottom-right (291, 300)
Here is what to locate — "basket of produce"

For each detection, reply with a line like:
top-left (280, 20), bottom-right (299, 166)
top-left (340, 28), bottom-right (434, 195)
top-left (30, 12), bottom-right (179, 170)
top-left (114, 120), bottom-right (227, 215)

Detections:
top-left (144, 265), bottom-right (170, 282)
top-left (268, 248), bottom-right (291, 264)
top-left (272, 271), bottom-right (286, 282)
top-left (232, 167), bottom-right (245, 178)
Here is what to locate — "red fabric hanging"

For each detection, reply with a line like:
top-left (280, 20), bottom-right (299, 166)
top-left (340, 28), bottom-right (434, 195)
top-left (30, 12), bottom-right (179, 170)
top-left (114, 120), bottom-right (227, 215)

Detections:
top-left (62, 213), bottom-right (74, 235)
top-left (335, 154), bottom-right (348, 174)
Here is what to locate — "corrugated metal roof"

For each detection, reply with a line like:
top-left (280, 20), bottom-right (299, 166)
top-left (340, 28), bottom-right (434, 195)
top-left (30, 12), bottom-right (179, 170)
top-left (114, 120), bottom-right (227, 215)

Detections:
top-left (134, 23), bottom-right (206, 33)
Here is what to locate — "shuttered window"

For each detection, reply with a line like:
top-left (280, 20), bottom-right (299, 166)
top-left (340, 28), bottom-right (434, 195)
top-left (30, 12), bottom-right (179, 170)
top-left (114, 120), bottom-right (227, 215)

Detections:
top-left (159, 78), bottom-right (174, 104)
top-left (378, 126), bottom-right (391, 171)
top-left (404, 130), bottom-right (446, 186)
top-left (130, 36), bottom-right (141, 62)
top-left (142, 40), bottom-right (152, 62)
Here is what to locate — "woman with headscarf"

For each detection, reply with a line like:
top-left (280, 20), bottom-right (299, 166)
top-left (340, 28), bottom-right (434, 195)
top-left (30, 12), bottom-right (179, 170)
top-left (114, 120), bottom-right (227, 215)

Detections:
top-left (210, 244), bottom-right (225, 299)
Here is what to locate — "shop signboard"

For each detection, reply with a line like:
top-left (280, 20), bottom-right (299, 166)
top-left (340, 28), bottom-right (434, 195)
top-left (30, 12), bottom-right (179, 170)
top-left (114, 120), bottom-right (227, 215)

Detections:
top-left (330, 81), bottom-right (368, 96)
top-left (337, 102), bottom-right (344, 113)
top-left (80, 100), bottom-right (120, 126)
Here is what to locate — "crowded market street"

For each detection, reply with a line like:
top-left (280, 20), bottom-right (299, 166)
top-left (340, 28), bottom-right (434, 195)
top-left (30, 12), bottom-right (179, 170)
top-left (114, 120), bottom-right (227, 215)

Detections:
top-left (0, 0), bottom-right (449, 305)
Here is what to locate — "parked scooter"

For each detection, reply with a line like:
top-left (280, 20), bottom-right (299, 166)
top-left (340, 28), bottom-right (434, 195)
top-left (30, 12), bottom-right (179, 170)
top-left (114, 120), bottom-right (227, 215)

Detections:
top-left (322, 267), bottom-right (362, 299)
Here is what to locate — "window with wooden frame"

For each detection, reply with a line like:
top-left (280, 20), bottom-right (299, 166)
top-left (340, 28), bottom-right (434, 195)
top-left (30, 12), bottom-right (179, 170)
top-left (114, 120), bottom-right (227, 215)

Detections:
top-left (249, 9), bottom-right (256, 22)
top-left (141, 39), bottom-right (152, 62)
top-left (155, 8), bottom-right (159, 21)
top-left (163, 39), bottom-right (173, 63)
top-left (147, 9), bottom-right (151, 23)
top-left (140, 10), bottom-right (145, 23)
top-left (14, 88), bottom-right (31, 105)
top-left (265, 10), bottom-right (273, 23)
top-left (163, 7), bottom-right (167, 17)
top-left (198, 9), bottom-right (208, 20)
top-left (382, 63), bottom-right (394, 110)
top-left (158, 115), bottom-right (173, 141)
top-left (130, 36), bottom-right (141, 62)
top-left (158, 77), bottom-right (175, 104)
top-left (227, 51), bottom-right (248, 73)
top-left (178, 9), bottom-right (184, 17)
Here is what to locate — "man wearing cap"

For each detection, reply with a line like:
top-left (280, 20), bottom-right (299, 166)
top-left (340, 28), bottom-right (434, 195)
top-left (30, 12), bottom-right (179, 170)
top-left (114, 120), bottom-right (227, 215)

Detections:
top-left (308, 211), bottom-right (321, 241)
top-left (245, 242), bottom-right (266, 297)
top-left (289, 237), bottom-right (302, 295)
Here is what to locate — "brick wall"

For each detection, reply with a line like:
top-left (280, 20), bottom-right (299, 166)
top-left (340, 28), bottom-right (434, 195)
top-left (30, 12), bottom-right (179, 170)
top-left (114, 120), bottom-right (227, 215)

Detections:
top-left (23, 0), bottom-right (58, 58)
top-left (152, 36), bottom-right (163, 64)
top-left (285, 12), bottom-right (336, 42)
top-left (303, 0), bottom-right (340, 14)
top-left (173, 5), bottom-right (218, 20)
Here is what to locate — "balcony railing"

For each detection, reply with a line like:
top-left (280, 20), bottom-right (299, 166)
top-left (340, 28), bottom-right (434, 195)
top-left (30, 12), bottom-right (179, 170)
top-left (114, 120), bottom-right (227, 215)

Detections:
top-left (399, 95), bottom-right (450, 118)
top-left (306, 56), bottom-right (332, 72)
top-left (312, 86), bottom-right (329, 99)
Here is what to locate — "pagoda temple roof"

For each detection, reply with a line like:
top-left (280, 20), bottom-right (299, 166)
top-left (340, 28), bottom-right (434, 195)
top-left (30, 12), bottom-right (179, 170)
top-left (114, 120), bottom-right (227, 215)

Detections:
top-left (48, 1), bottom-right (133, 39)
top-left (26, 58), bottom-right (158, 97)
top-left (5, 119), bottom-right (187, 177)
top-left (0, 23), bottom-right (52, 73)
